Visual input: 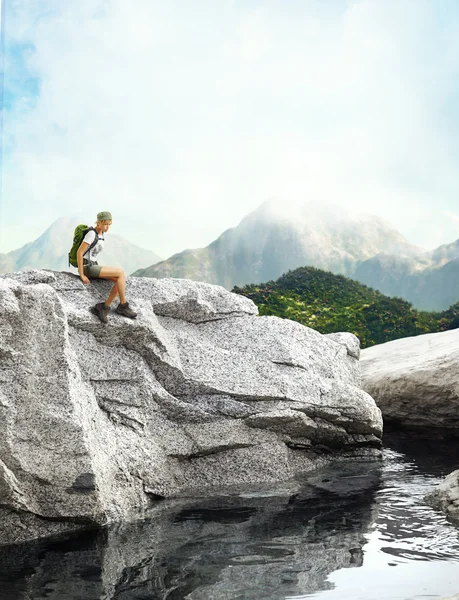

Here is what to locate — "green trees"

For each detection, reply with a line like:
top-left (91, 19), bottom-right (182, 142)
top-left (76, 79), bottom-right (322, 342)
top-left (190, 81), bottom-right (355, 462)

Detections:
top-left (233, 267), bottom-right (457, 348)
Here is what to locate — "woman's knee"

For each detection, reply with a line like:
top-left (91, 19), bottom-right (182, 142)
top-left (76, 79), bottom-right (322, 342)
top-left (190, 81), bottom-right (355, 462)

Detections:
top-left (110, 267), bottom-right (125, 278)
top-left (99, 266), bottom-right (126, 281)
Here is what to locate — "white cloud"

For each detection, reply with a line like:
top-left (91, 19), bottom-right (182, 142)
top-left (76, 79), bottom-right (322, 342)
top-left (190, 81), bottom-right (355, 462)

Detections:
top-left (2, 0), bottom-right (459, 256)
top-left (442, 210), bottom-right (459, 223)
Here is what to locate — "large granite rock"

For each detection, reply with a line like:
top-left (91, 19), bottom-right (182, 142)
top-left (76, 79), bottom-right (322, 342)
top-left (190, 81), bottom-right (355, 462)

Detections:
top-left (360, 328), bottom-right (459, 428)
top-left (0, 270), bottom-right (382, 544)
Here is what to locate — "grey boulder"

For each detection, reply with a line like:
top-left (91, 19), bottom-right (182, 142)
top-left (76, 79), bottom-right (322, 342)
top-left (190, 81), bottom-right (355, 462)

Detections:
top-left (426, 469), bottom-right (459, 521)
top-left (0, 270), bottom-right (382, 544)
top-left (360, 328), bottom-right (459, 428)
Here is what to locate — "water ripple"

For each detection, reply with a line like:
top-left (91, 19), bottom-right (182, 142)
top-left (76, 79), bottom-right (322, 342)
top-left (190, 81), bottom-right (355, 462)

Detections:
top-left (0, 431), bottom-right (459, 599)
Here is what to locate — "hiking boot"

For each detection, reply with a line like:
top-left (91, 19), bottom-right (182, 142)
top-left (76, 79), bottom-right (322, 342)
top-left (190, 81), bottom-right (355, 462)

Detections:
top-left (116, 302), bottom-right (137, 319)
top-left (91, 302), bottom-right (110, 324)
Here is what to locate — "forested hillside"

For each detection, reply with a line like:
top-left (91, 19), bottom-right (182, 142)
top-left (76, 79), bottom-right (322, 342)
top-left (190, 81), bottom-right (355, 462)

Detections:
top-left (233, 267), bottom-right (459, 348)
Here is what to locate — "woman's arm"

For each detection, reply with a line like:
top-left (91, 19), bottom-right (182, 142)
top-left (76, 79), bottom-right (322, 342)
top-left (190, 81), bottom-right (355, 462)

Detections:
top-left (77, 241), bottom-right (90, 284)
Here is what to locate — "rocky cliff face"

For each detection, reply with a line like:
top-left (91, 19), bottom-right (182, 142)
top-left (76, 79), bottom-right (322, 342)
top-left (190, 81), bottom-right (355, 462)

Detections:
top-left (0, 270), bottom-right (382, 544)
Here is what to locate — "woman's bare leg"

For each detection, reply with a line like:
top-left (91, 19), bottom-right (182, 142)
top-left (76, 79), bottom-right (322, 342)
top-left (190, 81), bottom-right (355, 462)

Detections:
top-left (98, 267), bottom-right (127, 304)
top-left (105, 282), bottom-right (119, 306)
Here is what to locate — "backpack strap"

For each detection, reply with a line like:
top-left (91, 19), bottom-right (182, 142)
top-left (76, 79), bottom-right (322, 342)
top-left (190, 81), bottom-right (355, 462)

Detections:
top-left (83, 227), bottom-right (100, 262)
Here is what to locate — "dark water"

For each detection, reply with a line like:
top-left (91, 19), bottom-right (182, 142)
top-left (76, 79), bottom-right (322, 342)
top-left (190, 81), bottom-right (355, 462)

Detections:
top-left (1, 431), bottom-right (459, 600)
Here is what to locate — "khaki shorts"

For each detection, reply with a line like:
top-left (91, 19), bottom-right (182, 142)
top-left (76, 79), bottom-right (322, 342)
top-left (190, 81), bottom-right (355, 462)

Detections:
top-left (83, 262), bottom-right (102, 278)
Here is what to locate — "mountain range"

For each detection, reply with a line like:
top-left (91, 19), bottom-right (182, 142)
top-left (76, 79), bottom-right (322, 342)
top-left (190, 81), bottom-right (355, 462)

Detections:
top-left (4, 204), bottom-right (459, 311)
top-left (133, 200), bottom-right (459, 311)
top-left (133, 200), bottom-right (424, 288)
top-left (355, 241), bottom-right (459, 310)
top-left (0, 217), bottom-right (162, 276)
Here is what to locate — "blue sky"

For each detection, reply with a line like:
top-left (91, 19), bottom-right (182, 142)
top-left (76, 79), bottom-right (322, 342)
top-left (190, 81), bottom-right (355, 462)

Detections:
top-left (2, 0), bottom-right (459, 257)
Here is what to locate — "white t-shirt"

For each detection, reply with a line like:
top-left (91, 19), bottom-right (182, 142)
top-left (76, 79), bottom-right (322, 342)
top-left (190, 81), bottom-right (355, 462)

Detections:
top-left (83, 229), bottom-right (105, 263)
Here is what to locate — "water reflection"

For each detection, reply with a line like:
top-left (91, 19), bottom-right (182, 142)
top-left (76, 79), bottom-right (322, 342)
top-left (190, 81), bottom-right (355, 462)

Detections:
top-left (1, 432), bottom-right (459, 600)
top-left (374, 429), bottom-right (459, 565)
top-left (0, 461), bottom-right (381, 600)
top-left (383, 427), bottom-right (459, 477)
top-left (301, 431), bottom-right (459, 600)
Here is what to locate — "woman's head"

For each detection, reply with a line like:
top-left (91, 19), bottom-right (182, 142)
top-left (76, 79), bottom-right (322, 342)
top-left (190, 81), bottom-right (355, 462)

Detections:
top-left (95, 211), bottom-right (112, 231)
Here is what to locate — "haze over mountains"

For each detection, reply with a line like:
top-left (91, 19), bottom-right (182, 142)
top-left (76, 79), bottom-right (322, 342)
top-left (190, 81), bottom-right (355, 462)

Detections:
top-left (356, 240), bottom-right (459, 310)
top-left (133, 200), bottom-right (459, 311)
top-left (0, 217), bottom-right (162, 276)
top-left (134, 200), bottom-right (424, 287)
top-left (4, 204), bottom-right (459, 311)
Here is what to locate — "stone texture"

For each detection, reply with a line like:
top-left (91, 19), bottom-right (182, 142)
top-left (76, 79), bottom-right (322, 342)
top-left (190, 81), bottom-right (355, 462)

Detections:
top-left (426, 469), bottom-right (459, 521)
top-left (325, 331), bottom-right (361, 359)
top-left (361, 328), bottom-right (459, 427)
top-left (0, 270), bottom-right (382, 544)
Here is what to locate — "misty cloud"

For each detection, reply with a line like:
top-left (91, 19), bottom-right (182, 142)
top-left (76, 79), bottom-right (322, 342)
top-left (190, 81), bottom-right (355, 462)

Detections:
top-left (2, 0), bottom-right (459, 256)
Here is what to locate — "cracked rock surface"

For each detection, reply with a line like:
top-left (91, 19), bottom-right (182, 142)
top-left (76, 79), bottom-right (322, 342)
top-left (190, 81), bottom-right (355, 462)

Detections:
top-left (0, 270), bottom-right (382, 544)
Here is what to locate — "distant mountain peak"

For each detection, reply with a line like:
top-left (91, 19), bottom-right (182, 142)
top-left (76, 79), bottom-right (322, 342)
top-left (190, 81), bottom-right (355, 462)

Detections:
top-left (134, 200), bottom-right (425, 288)
top-left (0, 217), bottom-right (162, 275)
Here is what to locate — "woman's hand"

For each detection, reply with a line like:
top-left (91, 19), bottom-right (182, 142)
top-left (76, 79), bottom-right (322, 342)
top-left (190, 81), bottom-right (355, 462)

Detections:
top-left (81, 275), bottom-right (90, 285)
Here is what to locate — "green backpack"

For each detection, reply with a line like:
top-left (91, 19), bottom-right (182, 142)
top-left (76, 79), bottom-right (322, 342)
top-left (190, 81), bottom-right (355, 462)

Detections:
top-left (68, 225), bottom-right (99, 268)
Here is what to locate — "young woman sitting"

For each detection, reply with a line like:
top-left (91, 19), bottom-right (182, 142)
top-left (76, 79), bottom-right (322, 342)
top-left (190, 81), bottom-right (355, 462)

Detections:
top-left (77, 211), bottom-right (137, 323)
